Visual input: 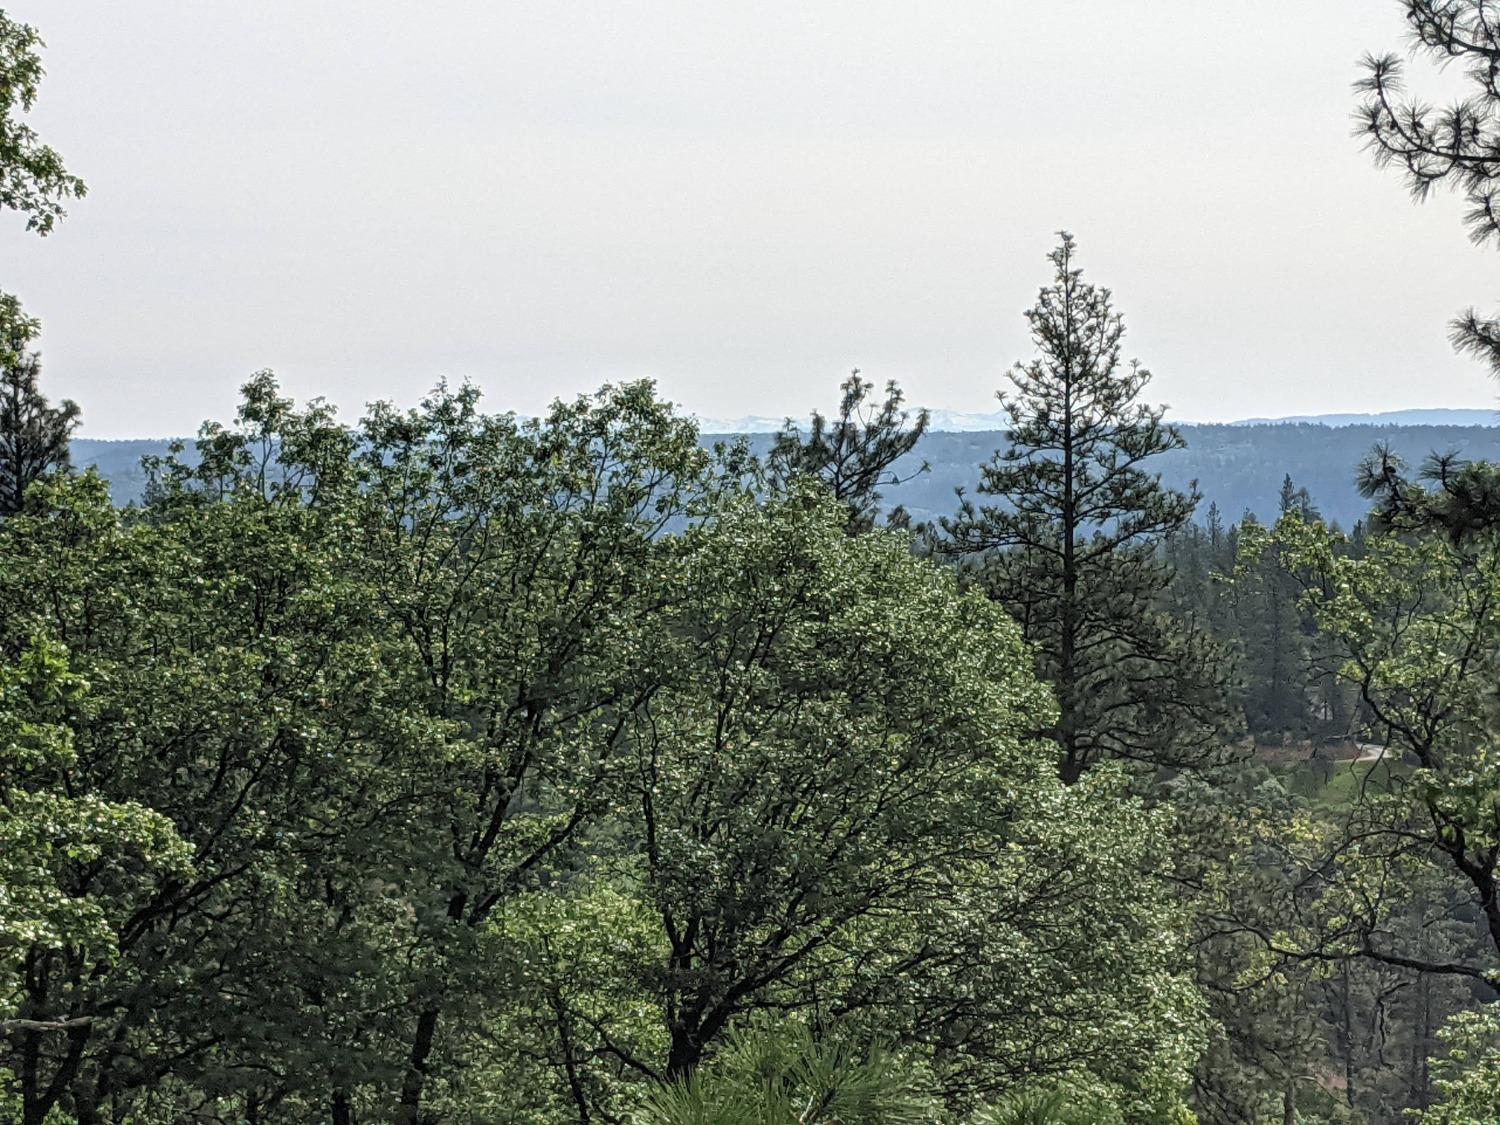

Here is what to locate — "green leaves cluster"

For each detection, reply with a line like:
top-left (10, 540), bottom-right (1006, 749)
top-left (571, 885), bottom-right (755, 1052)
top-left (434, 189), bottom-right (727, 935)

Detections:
top-left (1, 633), bottom-right (189, 1010)
top-left (1421, 1009), bottom-right (1500, 1125)
top-left (0, 11), bottom-right (84, 236)
top-left (637, 1024), bottom-right (936, 1125)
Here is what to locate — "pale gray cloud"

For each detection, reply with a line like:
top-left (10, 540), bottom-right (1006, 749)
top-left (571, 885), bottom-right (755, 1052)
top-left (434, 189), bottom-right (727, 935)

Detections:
top-left (3, 0), bottom-right (1496, 437)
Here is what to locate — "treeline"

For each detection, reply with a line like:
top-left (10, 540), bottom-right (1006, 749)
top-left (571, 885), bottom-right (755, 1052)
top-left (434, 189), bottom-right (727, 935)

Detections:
top-left (872, 425), bottom-right (1500, 533)
top-left (70, 425), bottom-right (1500, 533)
top-left (1164, 484), bottom-right (1361, 748)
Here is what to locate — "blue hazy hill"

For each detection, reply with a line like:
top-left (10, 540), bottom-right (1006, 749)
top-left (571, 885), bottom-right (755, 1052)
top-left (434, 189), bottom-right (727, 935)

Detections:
top-left (76, 417), bottom-right (1500, 530)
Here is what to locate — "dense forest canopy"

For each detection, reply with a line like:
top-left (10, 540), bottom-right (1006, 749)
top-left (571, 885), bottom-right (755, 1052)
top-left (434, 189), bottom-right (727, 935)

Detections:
top-left (5, 3), bottom-right (1500, 1124)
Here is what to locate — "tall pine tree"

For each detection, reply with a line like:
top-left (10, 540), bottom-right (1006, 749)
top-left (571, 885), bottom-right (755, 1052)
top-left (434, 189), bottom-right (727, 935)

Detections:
top-left (944, 233), bottom-right (1228, 782)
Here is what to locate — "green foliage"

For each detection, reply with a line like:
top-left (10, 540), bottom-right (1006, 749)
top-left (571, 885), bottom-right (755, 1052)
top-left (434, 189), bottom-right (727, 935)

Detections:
top-left (637, 1024), bottom-right (937, 1125)
top-left (65, 424), bottom-right (1500, 532)
top-left (1, 630), bottom-right (190, 1012)
top-left (4, 5), bottom-right (1497, 1118)
top-left (0, 455), bottom-right (408, 1121)
top-left (0, 10), bottom-right (85, 236)
top-left (486, 884), bottom-right (672, 1122)
top-left (635, 1028), bottom-right (1171, 1125)
top-left (350, 377), bottom-right (724, 1121)
top-left (1229, 511), bottom-right (1500, 1119)
top-left (630, 487), bottom-right (1057, 1073)
top-left (19, 372), bottom-right (1492, 1124)
top-left (471, 487), bottom-right (1203, 1120)
top-left (1252, 513), bottom-right (1500, 964)
top-left (1420, 1009), bottom-right (1500, 1124)
top-left (1359, 443), bottom-right (1500, 546)
top-left (620, 491), bottom-right (1201, 1095)
top-left (973, 1086), bottom-right (1125, 1125)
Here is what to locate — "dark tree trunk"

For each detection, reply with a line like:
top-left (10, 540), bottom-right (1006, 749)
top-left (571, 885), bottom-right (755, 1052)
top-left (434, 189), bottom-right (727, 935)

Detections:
top-left (397, 1006), bottom-right (441, 1124)
top-left (396, 891), bottom-right (468, 1124)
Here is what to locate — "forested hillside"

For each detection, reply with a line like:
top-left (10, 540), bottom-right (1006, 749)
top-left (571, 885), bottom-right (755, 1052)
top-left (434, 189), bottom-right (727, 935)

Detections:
top-left (711, 422), bottom-right (1500, 530)
top-left (73, 421), bottom-right (1500, 529)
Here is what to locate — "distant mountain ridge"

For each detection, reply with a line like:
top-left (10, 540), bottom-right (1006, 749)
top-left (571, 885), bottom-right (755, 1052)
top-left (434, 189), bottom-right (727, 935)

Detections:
top-left (1226, 408), bottom-right (1497, 428)
top-left (696, 407), bottom-right (1499, 433)
top-left (72, 418), bottom-right (1500, 530)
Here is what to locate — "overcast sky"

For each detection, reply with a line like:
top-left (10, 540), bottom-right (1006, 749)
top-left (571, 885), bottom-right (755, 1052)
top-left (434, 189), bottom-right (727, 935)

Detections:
top-left (5, 1), bottom-right (1499, 437)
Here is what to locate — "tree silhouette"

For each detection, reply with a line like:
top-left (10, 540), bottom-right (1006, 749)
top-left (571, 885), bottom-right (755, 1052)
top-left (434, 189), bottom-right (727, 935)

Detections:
top-left (0, 298), bottom-right (77, 516)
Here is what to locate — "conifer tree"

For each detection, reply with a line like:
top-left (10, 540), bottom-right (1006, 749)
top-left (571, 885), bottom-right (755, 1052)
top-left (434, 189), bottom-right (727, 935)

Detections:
top-left (1277, 473), bottom-right (1318, 521)
top-left (1353, 2), bottom-right (1500, 540)
top-left (1357, 1), bottom-right (1500, 382)
top-left (767, 371), bottom-right (929, 532)
top-left (0, 298), bottom-right (76, 516)
top-left (944, 233), bottom-right (1228, 782)
top-left (1231, 513), bottom-right (1311, 740)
